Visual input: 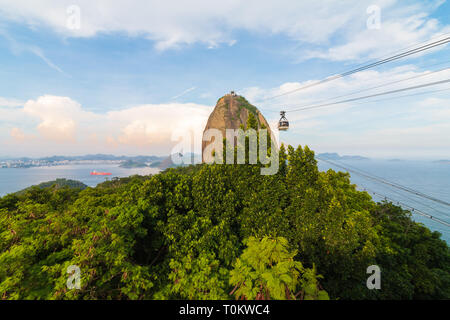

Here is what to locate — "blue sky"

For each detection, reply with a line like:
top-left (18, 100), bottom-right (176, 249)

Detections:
top-left (0, 0), bottom-right (449, 158)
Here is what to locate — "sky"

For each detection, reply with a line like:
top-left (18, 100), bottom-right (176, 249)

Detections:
top-left (0, 0), bottom-right (449, 159)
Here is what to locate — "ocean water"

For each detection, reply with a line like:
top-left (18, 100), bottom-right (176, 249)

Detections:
top-left (0, 164), bottom-right (160, 196)
top-left (0, 160), bottom-right (448, 242)
top-left (318, 159), bottom-right (450, 243)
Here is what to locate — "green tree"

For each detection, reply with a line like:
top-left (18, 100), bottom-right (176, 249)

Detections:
top-left (229, 236), bottom-right (329, 300)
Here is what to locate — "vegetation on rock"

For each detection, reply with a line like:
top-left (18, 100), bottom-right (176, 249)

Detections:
top-left (14, 178), bottom-right (87, 196)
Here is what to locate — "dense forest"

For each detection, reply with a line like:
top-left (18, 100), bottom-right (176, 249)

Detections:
top-left (14, 179), bottom-right (88, 196)
top-left (0, 116), bottom-right (449, 300)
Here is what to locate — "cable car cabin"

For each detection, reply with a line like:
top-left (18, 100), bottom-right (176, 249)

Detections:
top-left (278, 111), bottom-right (289, 131)
top-left (278, 120), bottom-right (289, 130)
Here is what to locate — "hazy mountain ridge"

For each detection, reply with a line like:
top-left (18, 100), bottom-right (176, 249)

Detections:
top-left (316, 152), bottom-right (370, 161)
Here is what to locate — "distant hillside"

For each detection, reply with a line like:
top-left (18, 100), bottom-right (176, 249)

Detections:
top-left (156, 154), bottom-right (181, 170)
top-left (149, 154), bottom-right (201, 170)
top-left (119, 160), bottom-right (149, 168)
top-left (317, 152), bottom-right (369, 161)
top-left (15, 178), bottom-right (87, 195)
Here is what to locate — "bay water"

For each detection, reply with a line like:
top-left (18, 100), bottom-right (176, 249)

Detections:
top-left (0, 160), bottom-right (448, 242)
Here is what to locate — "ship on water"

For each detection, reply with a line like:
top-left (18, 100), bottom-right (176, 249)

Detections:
top-left (90, 170), bottom-right (112, 176)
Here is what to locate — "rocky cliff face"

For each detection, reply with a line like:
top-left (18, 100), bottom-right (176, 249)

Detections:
top-left (202, 93), bottom-right (272, 162)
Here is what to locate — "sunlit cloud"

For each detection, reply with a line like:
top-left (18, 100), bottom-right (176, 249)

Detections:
top-left (0, 97), bottom-right (24, 108)
top-left (4, 95), bottom-right (211, 156)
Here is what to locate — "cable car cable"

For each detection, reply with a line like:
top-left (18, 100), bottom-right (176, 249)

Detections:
top-left (317, 158), bottom-right (450, 207)
top-left (332, 32), bottom-right (450, 76)
top-left (257, 37), bottom-right (450, 102)
top-left (286, 77), bottom-right (450, 113)
top-left (262, 86), bottom-right (450, 115)
top-left (267, 66), bottom-right (450, 111)
top-left (360, 187), bottom-right (450, 228)
top-left (319, 157), bottom-right (450, 208)
top-left (329, 86), bottom-right (450, 111)
top-left (326, 159), bottom-right (450, 216)
top-left (274, 83), bottom-right (450, 131)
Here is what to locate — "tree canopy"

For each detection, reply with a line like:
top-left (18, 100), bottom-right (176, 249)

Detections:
top-left (0, 144), bottom-right (449, 300)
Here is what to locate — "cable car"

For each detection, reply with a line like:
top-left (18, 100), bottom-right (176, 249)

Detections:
top-left (278, 111), bottom-right (289, 131)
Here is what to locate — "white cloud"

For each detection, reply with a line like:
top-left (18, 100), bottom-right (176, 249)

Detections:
top-left (246, 65), bottom-right (450, 110)
top-left (10, 127), bottom-right (27, 141)
top-left (242, 66), bottom-right (450, 158)
top-left (0, 28), bottom-right (67, 75)
top-left (0, 0), bottom-right (447, 58)
top-left (0, 97), bottom-right (23, 107)
top-left (27, 46), bottom-right (66, 75)
top-left (305, 13), bottom-right (450, 62)
top-left (5, 95), bottom-right (211, 155)
top-left (107, 103), bottom-right (210, 151)
top-left (23, 95), bottom-right (85, 142)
